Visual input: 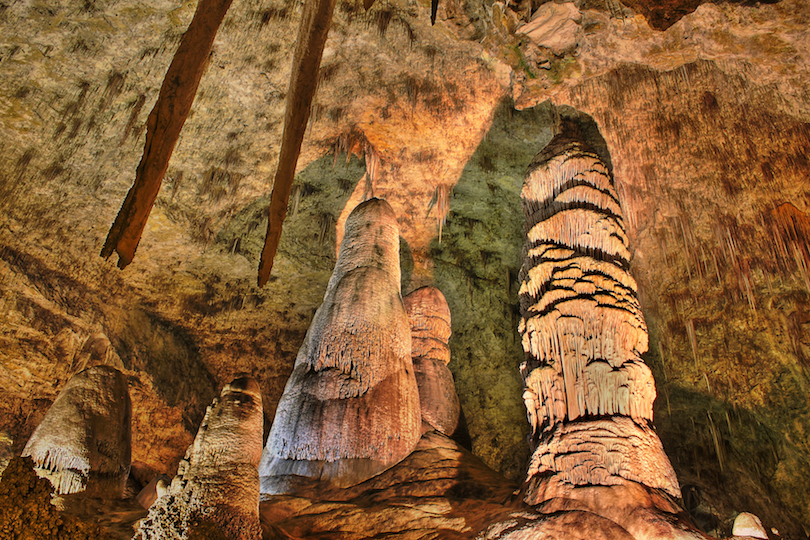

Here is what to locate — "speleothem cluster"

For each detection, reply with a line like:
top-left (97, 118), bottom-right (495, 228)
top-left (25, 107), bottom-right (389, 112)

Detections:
top-left (259, 198), bottom-right (422, 492)
top-left (16, 172), bottom-right (749, 538)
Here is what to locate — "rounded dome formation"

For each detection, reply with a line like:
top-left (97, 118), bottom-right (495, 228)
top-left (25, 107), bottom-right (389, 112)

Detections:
top-left (403, 286), bottom-right (460, 436)
top-left (22, 365), bottom-right (131, 498)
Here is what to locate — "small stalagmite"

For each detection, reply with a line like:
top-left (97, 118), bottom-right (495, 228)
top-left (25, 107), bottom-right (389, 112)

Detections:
top-left (259, 198), bottom-right (421, 493)
top-left (517, 121), bottom-right (681, 503)
top-left (403, 286), bottom-right (460, 436)
top-left (135, 377), bottom-right (263, 540)
top-left (22, 365), bottom-right (131, 498)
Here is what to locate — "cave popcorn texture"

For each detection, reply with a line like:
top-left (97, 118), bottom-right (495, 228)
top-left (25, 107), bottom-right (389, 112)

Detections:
top-left (135, 377), bottom-right (263, 540)
top-left (517, 125), bottom-right (680, 501)
top-left (259, 198), bottom-right (422, 492)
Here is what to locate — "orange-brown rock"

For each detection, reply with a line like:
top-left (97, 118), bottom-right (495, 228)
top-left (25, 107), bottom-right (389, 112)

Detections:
top-left (135, 377), bottom-right (263, 540)
top-left (260, 431), bottom-right (518, 539)
top-left (259, 198), bottom-right (421, 492)
top-left (518, 126), bottom-right (658, 435)
top-left (404, 286), bottom-right (460, 436)
top-left (101, 0), bottom-right (234, 269)
top-left (21, 365), bottom-right (131, 498)
top-left (511, 122), bottom-right (696, 537)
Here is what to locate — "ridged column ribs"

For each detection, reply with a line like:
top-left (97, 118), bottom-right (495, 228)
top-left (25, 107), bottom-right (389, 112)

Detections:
top-left (518, 125), bottom-right (680, 502)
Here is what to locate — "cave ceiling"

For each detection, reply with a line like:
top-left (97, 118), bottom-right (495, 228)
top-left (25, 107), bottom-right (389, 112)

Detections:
top-left (1, 0), bottom-right (810, 534)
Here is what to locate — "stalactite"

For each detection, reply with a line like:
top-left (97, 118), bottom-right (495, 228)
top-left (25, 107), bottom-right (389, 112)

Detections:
top-left (257, 0), bottom-right (340, 286)
top-left (403, 286), bottom-right (460, 436)
top-left (135, 378), bottom-right (263, 540)
top-left (22, 366), bottom-right (131, 498)
top-left (259, 198), bottom-right (421, 493)
top-left (517, 121), bottom-right (680, 502)
top-left (101, 0), bottom-right (234, 268)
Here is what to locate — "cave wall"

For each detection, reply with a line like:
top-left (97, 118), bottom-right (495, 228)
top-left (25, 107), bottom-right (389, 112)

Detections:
top-left (1, 0), bottom-right (810, 534)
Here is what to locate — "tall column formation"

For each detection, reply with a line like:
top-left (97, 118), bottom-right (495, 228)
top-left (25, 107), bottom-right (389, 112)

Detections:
top-left (403, 286), bottom-right (460, 436)
top-left (135, 377), bottom-right (263, 540)
top-left (260, 198), bottom-right (421, 493)
top-left (518, 123), bottom-right (680, 504)
top-left (22, 365), bottom-right (131, 498)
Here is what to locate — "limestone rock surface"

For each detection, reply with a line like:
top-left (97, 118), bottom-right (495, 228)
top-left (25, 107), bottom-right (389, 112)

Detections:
top-left (135, 377), bottom-right (263, 540)
top-left (404, 286), bottom-right (461, 436)
top-left (259, 198), bottom-right (421, 492)
top-left (22, 365), bottom-right (131, 498)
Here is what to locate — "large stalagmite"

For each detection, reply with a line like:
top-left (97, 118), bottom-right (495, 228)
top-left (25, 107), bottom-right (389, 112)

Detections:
top-left (259, 198), bottom-right (421, 492)
top-left (403, 286), bottom-right (460, 436)
top-left (21, 365), bottom-right (131, 498)
top-left (478, 121), bottom-right (711, 540)
top-left (517, 123), bottom-right (679, 500)
top-left (134, 377), bottom-right (263, 540)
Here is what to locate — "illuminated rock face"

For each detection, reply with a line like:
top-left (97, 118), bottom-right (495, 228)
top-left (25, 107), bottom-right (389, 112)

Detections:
top-left (21, 365), bottom-right (131, 498)
top-left (403, 286), bottom-right (460, 436)
top-left (135, 377), bottom-right (263, 540)
top-left (259, 198), bottom-right (421, 492)
top-left (517, 124), bottom-right (680, 501)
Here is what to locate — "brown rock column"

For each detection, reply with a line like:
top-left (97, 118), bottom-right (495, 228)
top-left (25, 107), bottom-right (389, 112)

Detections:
top-left (22, 365), bottom-right (131, 498)
top-left (135, 377), bottom-right (263, 540)
top-left (259, 198), bottom-right (421, 492)
top-left (517, 123), bottom-right (680, 503)
top-left (403, 286), bottom-right (460, 436)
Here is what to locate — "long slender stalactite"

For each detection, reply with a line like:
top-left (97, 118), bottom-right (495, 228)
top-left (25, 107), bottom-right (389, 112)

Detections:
top-left (256, 0), bottom-right (339, 287)
top-left (101, 0), bottom-right (233, 268)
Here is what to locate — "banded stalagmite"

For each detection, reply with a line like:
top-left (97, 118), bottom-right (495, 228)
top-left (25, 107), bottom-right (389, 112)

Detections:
top-left (22, 365), bottom-right (131, 498)
top-left (259, 198), bottom-right (421, 493)
top-left (135, 377), bottom-right (263, 540)
top-left (517, 121), bottom-right (680, 503)
top-left (403, 286), bottom-right (460, 436)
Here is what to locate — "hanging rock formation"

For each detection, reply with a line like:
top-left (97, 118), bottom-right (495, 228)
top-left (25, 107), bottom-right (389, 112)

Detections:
top-left (21, 365), bottom-right (131, 498)
top-left (134, 377), bottom-right (263, 540)
top-left (259, 198), bottom-right (421, 493)
top-left (403, 286), bottom-right (461, 436)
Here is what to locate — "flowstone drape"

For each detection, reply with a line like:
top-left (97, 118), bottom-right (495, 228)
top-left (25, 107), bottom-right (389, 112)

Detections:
top-left (259, 198), bottom-right (421, 492)
top-left (517, 123), bottom-right (679, 502)
top-left (135, 377), bottom-right (263, 540)
top-left (22, 365), bottom-right (131, 498)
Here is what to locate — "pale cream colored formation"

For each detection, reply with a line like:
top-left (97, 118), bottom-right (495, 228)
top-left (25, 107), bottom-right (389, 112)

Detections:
top-left (259, 198), bottom-right (421, 492)
top-left (22, 365), bottom-right (131, 498)
top-left (517, 127), bottom-right (678, 500)
top-left (135, 377), bottom-right (263, 540)
top-left (403, 286), bottom-right (460, 436)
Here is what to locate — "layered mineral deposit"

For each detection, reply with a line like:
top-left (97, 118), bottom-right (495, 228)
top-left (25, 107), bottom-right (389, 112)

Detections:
top-left (517, 123), bottom-right (679, 499)
top-left (21, 365), bottom-right (131, 498)
top-left (259, 198), bottom-right (421, 492)
top-left (403, 286), bottom-right (460, 436)
top-left (135, 377), bottom-right (263, 540)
